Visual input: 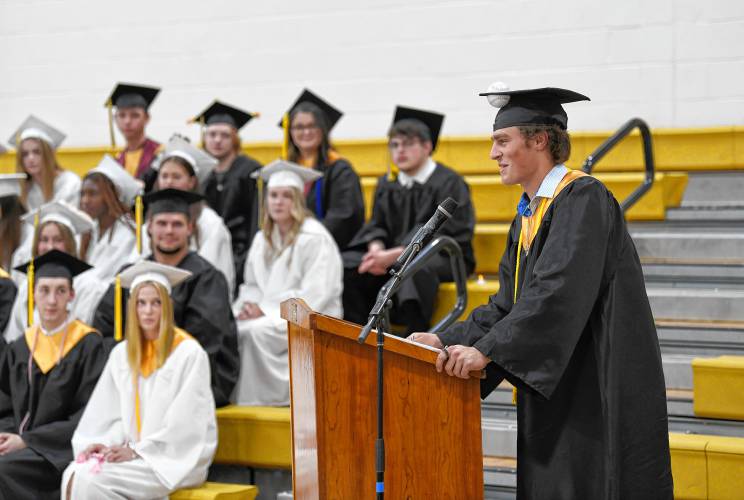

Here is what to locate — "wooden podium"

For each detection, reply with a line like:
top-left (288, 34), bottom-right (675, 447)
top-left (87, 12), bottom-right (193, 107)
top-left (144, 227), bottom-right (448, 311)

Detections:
top-left (281, 299), bottom-right (484, 499)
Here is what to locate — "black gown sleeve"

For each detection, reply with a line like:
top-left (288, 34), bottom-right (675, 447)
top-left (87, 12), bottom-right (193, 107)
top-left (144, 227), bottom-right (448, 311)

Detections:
top-left (0, 277), bottom-right (17, 336)
top-left (180, 268), bottom-right (239, 407)
top-left (346, 175), bottom-right (393, 249)
top-left (21, 335), bottom-right (106, 469)
top-left (472, 180), bottom-right (615, 399)
top-left (0, 344), bottom-right (15, 433)
top-left (438, 218), bottom-right (519, 348)
top-left (312, 159), bottom-right (365, 250)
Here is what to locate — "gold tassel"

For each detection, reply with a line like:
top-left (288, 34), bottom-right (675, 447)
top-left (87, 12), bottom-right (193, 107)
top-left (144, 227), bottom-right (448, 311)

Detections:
top-left (107, 101), bottom-right (116, 149)
top-left (27, 258), bottom-right (34, 328)
top-left (199, 116), bottom-right (205, 148)
top-left (135, 195), bottom-right (143, 255)
top-left (27, 212), bottom-right (39, 327)
top-left (114, 274), bottom-right (122, 342)
top-left (281, 113), bottom-right (290, 160)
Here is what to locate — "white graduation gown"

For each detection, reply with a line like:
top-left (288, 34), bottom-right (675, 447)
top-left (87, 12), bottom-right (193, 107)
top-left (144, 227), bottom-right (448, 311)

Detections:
top-left (138, 206), bottom-right (235, 293)
top-left (25, 170), bottom-right (81, 211)
top-left (231, 217), bottom-right (343, 406)
top-left (61, 337), bottom-right (217, 499)
top-left (85, 217), bottom-right (138, 281)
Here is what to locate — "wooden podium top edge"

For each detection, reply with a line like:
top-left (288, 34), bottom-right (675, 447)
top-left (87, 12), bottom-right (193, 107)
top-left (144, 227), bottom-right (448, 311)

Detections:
top-left (281, 298), bottom-right (484, 379)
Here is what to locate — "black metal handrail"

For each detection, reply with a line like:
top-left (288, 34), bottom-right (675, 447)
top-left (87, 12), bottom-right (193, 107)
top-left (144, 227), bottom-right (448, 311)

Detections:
top-left (379, 235), bottom-right (468, 333)
top-left (581, 117), bottom-right (656, 212)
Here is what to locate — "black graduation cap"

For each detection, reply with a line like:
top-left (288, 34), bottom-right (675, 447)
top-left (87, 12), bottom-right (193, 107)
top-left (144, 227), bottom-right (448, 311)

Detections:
top-left (106, 83), bottom-right (161, 110)
top-left (392, 106), bottom-right (445, 150)
top-left (478, 87), bottom-right (590, 131)
top-left (192, 100), bottom-right (258, 130)
top-left (143, 188), bottom-right (204, 217)
top-left (15, 249), bottom-right (91, 281)
top-left (279, 89), bottom-right (343, 131)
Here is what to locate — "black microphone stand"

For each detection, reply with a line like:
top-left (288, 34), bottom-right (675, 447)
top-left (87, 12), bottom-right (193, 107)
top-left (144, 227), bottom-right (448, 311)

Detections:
top-left (357, 243), bottom-right (421, 500)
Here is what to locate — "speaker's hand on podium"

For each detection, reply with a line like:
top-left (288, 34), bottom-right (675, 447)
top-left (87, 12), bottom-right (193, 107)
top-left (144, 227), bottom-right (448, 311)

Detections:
top-left (407, 332), bottom-right (443, 349)
top-left (436, 345), bottom-right (489, 379)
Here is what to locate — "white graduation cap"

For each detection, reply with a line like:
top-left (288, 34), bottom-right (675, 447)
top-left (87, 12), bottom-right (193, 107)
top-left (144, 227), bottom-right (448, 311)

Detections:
top-left (118, 260), bottom-right (192, 295)
top-left (89, 154), bottom-right (143, 206)
top-left (0, 173), bottom-right (26, 199)
top-left (159, 136), bottom-right (218, 186)
top-left (21, 200), bottom-right (95, 235)
top-left (8, 115), bottom-right (66, 150)
top-left (253, 159), bottom-right (323, 191)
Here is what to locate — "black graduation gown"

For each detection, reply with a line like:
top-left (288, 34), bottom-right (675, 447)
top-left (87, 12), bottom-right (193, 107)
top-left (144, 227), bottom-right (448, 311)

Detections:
top-left (0, 328), bottom-right (105, 500)
top-left (92, 251), bottom-right (240, 407)
top-left (202, 154), bottom-right (262, 292)
top-left (342, 163), bottom-right (475, 331)
top-left (305, 158), bottom-right (365, 251)
top-left (0, 277), bottom-right (17, 348)
top-left (438, 176), bottom-right (673, 500)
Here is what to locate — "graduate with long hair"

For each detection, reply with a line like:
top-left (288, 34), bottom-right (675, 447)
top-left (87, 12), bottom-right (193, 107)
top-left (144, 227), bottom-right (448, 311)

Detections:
top-left (62, 261), bottom-right (216, 499)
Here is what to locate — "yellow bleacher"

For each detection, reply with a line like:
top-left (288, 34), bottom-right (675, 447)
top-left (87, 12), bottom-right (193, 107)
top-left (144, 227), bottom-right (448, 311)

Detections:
top-left (669, 433), bottom-right (744, 500)
top-left (170, 482), bottom-right (258, 500)
top-left (213, 405), bottom-right (292, 469)
top-left (692, 355), bottom-right (744, 420)
top-left (361, 172), bottom-right (689, 223)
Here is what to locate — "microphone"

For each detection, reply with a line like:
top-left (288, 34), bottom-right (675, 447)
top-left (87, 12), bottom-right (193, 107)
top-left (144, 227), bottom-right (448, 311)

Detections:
top-left (392, 197), bottom-right (458, 271)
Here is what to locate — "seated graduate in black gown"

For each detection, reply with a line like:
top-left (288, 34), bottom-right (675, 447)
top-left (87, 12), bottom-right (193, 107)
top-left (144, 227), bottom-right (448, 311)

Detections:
top-left (92, 189), bottom-right (240, 407)
top-left (196, 101), bottom-right (262, 293)
top-left (342, 107), bottom-right (476, 334)
top-left (282, 89), bottom-right (365, 251)
top-left (0, 250), bottom-right (105, 500)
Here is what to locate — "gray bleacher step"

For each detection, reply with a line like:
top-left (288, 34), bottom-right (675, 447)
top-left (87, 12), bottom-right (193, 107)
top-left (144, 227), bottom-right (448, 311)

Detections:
top-left (647, 287), bottom-right (744, 322)
top-left (643, 263), bottom-right (744, 286)
top-left (657, 322), bottom-right (744, 355)
top-left (662, 354), bottom-right (703, 390)
top-left (666, 205), bottom-right (744, 222)
top-left (680, 172), bottom-right (744, 205)
top-left (630, 229), bottom-right (744, 261)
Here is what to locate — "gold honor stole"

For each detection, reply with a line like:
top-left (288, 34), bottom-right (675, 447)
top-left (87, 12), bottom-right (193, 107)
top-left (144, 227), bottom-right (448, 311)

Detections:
top-left (511, 169), bottom-right (588, 403)
top-left (134, 328), bottom-right (194, 436)
top-left (24, 320), bottom-right (99, 374)
top-left (0, 267), bottom-right (9, 279)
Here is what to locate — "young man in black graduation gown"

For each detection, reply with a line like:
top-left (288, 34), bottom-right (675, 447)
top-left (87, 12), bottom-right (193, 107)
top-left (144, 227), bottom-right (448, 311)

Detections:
top-left (0, 251), bottom-right (105, 500)
top-left (92, 189), bottom-right (240, 407)
top-left (196, 101), bottom-right (262, 294)
top-left (412, 88), bottom-right (673, 499)
top-left (342, 107), bottom-right (475, 334)
top-left (283, 89), bottom-right (365, 251)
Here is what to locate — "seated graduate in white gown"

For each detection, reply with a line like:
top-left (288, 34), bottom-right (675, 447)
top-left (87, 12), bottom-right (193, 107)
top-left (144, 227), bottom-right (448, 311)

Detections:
top-left (79, 154), bottom-right (142, 280)
top-left (232, 160), bottom-right (343, 406)
top-left (62, 261), bottom-right (217, 500)
top-left (8, 115), bottom-right (81, 212)
top-left (145, 136), bottom-right (236, 294)
top-left (3, 202), bottom-right (98, 342)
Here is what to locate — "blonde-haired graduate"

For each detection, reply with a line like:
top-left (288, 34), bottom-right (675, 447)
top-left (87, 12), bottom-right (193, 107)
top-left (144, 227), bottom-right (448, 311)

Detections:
top-left (231, 160), bottom-right (343, 406)
top-left (62, 261), bottom-right (216, 499)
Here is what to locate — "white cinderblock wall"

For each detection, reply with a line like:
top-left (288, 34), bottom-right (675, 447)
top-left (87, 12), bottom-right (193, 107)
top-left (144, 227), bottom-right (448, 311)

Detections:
top-left (1, 0), bottom-right (743, 147)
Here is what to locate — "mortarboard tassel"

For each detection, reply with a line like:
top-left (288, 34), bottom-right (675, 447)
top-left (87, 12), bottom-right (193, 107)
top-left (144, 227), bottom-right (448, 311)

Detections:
top-left (281, 113), bottom-right (290, 160)
top-left (107, 101), bottom-right (116, 149)
top-left (27, 258), bottom-right (34, 328)
top-left (114, 274), bottom-right (122, 342)
top-left (27, 212), bottom-right (40, 327)
top-left (135, 195), bottom-right (143, 255)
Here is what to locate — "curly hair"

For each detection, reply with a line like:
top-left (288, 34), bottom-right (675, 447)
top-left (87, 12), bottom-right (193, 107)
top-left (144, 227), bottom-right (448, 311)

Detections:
top-left (518, 125), bottom-right (571, 164)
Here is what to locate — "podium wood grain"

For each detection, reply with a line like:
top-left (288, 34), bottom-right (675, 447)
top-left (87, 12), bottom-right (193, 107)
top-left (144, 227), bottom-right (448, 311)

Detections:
top-left (282, 298), bottom-right (483, 500)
